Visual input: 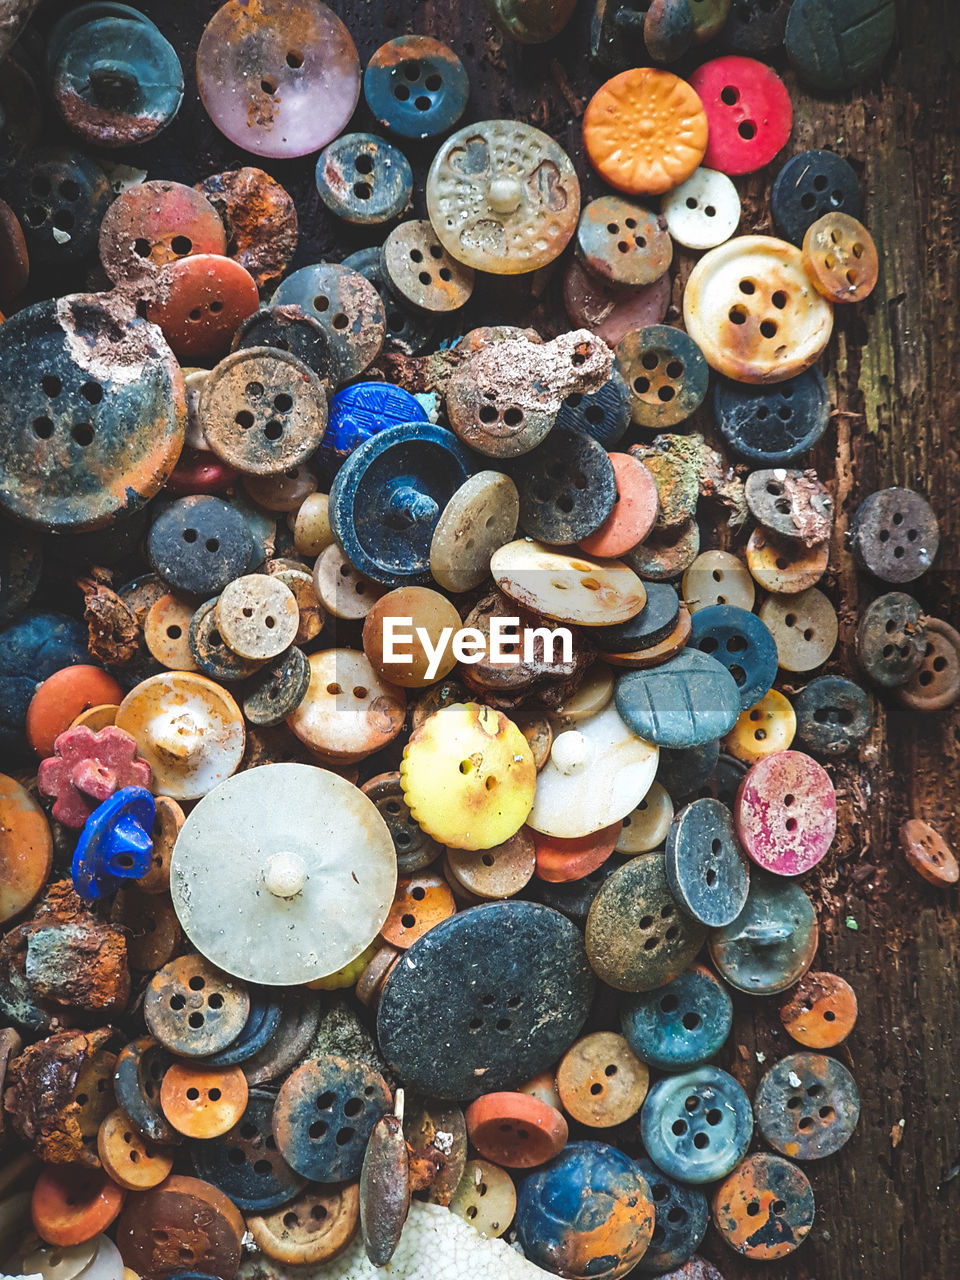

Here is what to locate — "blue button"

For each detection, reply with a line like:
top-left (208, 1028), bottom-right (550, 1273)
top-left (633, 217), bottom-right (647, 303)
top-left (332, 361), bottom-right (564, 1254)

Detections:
top-left (771, 150), bottom-right (863, 244)
top-left (665, 797), bottom-right (751, 928)
top-left (621, 965), bottom-right (733, 1072)
top-left (204, 987), bottom-right (284, 1067)
top-left (191, 1087), bottom-right (306, 1210)
top-left (641, 1067), bottom-right (753, 1184)
top-left (634, 1157), bottom-right (708, 1273)
top-left (657, 739), bottom-right (721, 799)
top-left (713, 369), bottom-right (830, 466)
top-left (320, 381), bottom-right (427, 482)
top-left (72, 785), bottom-right (155, 901)
top-left (689, 604), bottom-right (778, 711)
top-left (316, 132), bottom-right (413, 226)
top-left (794, 675), bottom-right (873, 756)
top-left (615, 651), bottom-right (741, 749)
top-left (555, 372), bottom-right (631, 449)
top-left (364, 36), bottom-right (469, 140)
top-left (709, 874), bottom-right (819, 995)
top-left (4, 148), bottom-right (110, 265)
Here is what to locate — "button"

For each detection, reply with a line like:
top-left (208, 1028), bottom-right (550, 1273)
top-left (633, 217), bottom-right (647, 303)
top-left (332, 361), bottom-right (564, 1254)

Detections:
top-left (0, 296), bottom-right (185, 533)
top-left (38, 723), bottom-right (152, 832)
top-left (143, 594), bottom-right (199, 672)
top-left (894, 617), bottom-right (960, 713)
top-left (606, 599), bottom-right (690, 671)
top-left (69, 704), bottom-right (120, 732)
top-left (31, 1165), bottom-right (125, 1246)
top-left (21, 1237), bottom-right (99, 1280)
top-left (583, 69), bottom-right (708, 195)
top-left (0, 198), bottom-right (29, 302)
top-left (772, 150), bottom-right (863, 245)
top-left (684, 236), bottom-right (834, 383)
top-left (112, 1036), bottom-right (180, 1146)
top-left (490, 542), bottom-right (644, 627)
top-left (26, 667), bottom-right (125, 758)
top-left (794, 676), bottom-right (872, 756)
top-left (615, 782), bottom-right (674, 856)
top-left (745, 469), bottom-right (833, 546)
top-left (270, 263), bottom-right (386, 380)
top-left (380, 872), bottom-right (456, 948)
top-left (721, 0), bottom-right (792, 53)
top-left (759, 587), bottom-right (838, 671)
top-left (330, 422), bottom-right (471, 586)
top-left (780, 970), bottom-right (858, 1048)
top-left (641, 1067), bottom-right (753, 1184)
top-left (147, 497), bottom-right (254, 597)
top-left (144, 954), bottom-right (249, 1057)
top-left (576, 196), bottom-right (672, 289)
top-left (851, 487), bottom-right (939, 583)
top-left (709, 874), bottom-right (818, 994)
top-left (803, 211), bottom-right (879, 303)
top-left (755, 1050), bottom-right (860, 1159)
top-left (171, 764), bottom-right (396, 984)
top-left (627, 521), bottom-right (702, 582)
top-left (786, 0), bottom-right (896, 94)
top-left (450, 1160), bottom-right (516, 1238)
top-left (564, 257), bottom-right (672, 348)
top-left (191, 1087), bottom-right (306, 1210)
top-left (736, 749), bottom-right (836, 877)
top-left (198, 167), bottom-right (299, 293)
top-left (204, 987), bottom-right (284, 1066)
top-left (0, 773), bottom-right (52, 925)
top-left (401, 702), bottom-right (535, 850)
top-left (234, 305), bottom-right (341, 390)
top-left (361, 771), bottom-right (442, 875)
top-left (556, 373), bottom-right (632, 450)
top-left (361, 587), bottom-right (458, 689)
top-left (430, 472), bottom-right (519, 594)
top-left (682, 551), bottom-right (755, 614)
top-left (293, 492), bottom-right (335, 558)
top-left (242, 647), bottom-right (310, 726)
top-left (726, 688), bottom-right (797, 763)
top-left (315, 133), bottom-right (412, 226)
top-left (556, 1032), bottom-right (649, 1127)
top-left (516, 425), bottom-right (617, 544)
top-left (98, 181), bottom-right (225, 285)
top-left (900, 818), bottom-right (959, 886)
top-left (533, 823), bottom-right (623, 883)
top-left (673, 744), bottom-right (741, 807)
top-left (426, 120), bottom-right (580, 273)
top-left (114, 1174), bottom-right (244, 1279)
top-left (746, 527), bottom-right (829, 594)
top-left (116, 671), bottom-right (245, 800)
top-left (146, 254), bottom-right (259, 363)
top-left (490, 0), bottom-right (578, 41)
top-left (244, 467), bottom-right (317, 515)
top-left (690, 604), bottom-right (779, 712)
top-left (637, 1157), bottom-right (709, 1273)
top-left (364, 35), bottom-right (468, 139)
top-left (286, 650), bottom-right (405, 762)
top-left (616, 325), bottom-right (709, 428)
top-left (188, 597), bottom-right (263, 683)
top-left (714, 368), bottom-right (831, 464)
top-left (515, 1142), bottom-right (654, 1277)
top-left (160, 1061), bottom-right (249, 1139)
top-left (621, 963), bottom-right (733, 1071)
top-left (97, 1109), bottom-right (174, 1191)
top-left (446, 829), bottom-right (536, 899)
top-left (5, 148), bottom-right (110, 266)
top-left (71, 785), bottom-right (155, 900)
top-left (166, 448), bottom-right (238, 498)
top-left (247, 1182), bottom-right (360, 1264)
top-left (856, 591), bottom-right (926, 687)
top-left (690, 0), bottom-right (732, 43)
top-left (615, 650), bottom-right (741, 749)
top-left (272, 1054), bottom-right (391, 1183)
top-left (197, 0), bottom-right (360, 158)
top-left (711, 1152), bottom-right (815, 1260)
top-left (689, 56), bottom-right (792, 175)
top-left (322, 381), bottom-right (427, 481)
top-left (378, 901), bottom-right (594, 1099)
top-left (213, 575), bottom-right (298, 661)
top-left (586, 853), bottom-right (706, 992)
top-left (662, 167), bottom-right (741, 250)
top-left (200, 347), bottom-right (328, 476)
top-left (342, 245), bottom-right (438, 356)
top-left (596, 583), bottom-right (682, 656)
top-left (465, 1092), bottom-right (568, 1168)
top-left (380, 220), bottom-right (476, 314)
top-left (665, 797), bottom-right (751, 927)
top-left (313, 544), bottom-right (387, 621)
top-left (644, 1), bottom-right (695, 63)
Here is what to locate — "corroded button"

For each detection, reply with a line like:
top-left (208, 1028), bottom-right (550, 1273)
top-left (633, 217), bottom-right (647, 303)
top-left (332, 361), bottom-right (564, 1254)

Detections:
top-left (361, 772), bottom-right (442, 874)
top-left (576, 196), bottom-right (672, 289)
top-left (850, 487), bottom-right (940, 583)
top-left (215, 575), bottom-right (299, 660)
top-left (114, 1174), bottom-right (244, 1278)
top-left (714, 368), bottom-right (831, 464)
top-left (272, 263), bottom-right (386, 380)
top-left (662, 167), bottom-right (741, 250)
top-left (31, 1166), bottom-right (125, 1247)
top-left (684, 236), bottom-right (834, 384)
top-left (616, 325), bottom-right (709, 429)
top-left (0, 773), bottom-right (53, 925)
top-left (199, 168), bottom-right (299, 292)
top-left (144, 954), bottom-right (250, 1057)
top-left (636, 1157), bottom-right (709, 1274)
top-left (5, 148), bottom-right (110, 266)
top-left (364, 36), bottom-right (469, 140)
top-left (736, 749), bottom-right (836, 876)
top-left (246, 1182), bottom-right (360, 1264)
top-left (113, 1036), bottom-right (180, 1145)
top-left (583, 69), bottom-right (708, 195)
top-left (755, 1051), bottom-right (860, 1160)
top-left (665, 797), bottom-right (750, 927)
top-left (709, 874), bottom-right (818, 994)
top-left (855, 591), bottom-right (926, 688)
top-left (803, 212), bottom-right (879, 303)
top-left (446, 829), bottom-right (536, 899)
top-left (465, 1092), bottom-right (568, 1168)
top-left (759, 587), bottom-right (838, 671)
top-left (894, 618), bottom-right (960, 713)
top-left (682, 550), bottom-right (755, 613)
top-left (146, 254), bottom-right (259, 363)
top-left (793, 676), bottom-right (872, 756)
top-left (745, 527), bottom-right (829, 594)
top-left (197, 0), bottom-right (360, 158)
top-left (316, 133), bottom-right (412, 225)
top-left (516, 425), bottom-right (617, 544)
top-left (380, 872), bottom-right (456, 948)
top-left (286, 650), bottom-right (405, 761)
top-left (189, 598), bottom-right (264, 683)
top-left (492, 540), bottom-right (646, 626)
top-left (191, 1087), bottom-right (307, 1210)
top-left (430, 471), bottom-right (520, 593)
top-left (641, 1067), bottom-right (753, 1184)
top-left (144, 594), bottom-right (199, 672)
top-left (711, 1152), bottom-right (814, 1259)
top-left (586, 853), bottom-right (706, 992)
top-left (688, 56), bottom-right (793, 175)
top-left (780, 971), bottom-right (858, 1048)
top-left (900, 818), bottom-right (959, 886)
top-left (555, 1032), bottom-right (649, 1128)
top-left (234, 306), bottom-right (339, 389)
top-left (621, 964), bottom-right (733, 1071)
top-left (772, 149), bottom-right (863, 245)
top-left (449, 1160), bottom-right (516, 1238)
top-left (382, 220), bottom-right (475, 312)
top-left (98, 181), bottom-right (225, 284)
top-left (744, 469), bottom-right (833, 545)
top-left (557, 373), bottom-right (632, 449)
top-left (426, 120), bottom-right (580, 273)
top-left (726, 688), bottom-right (797, 763)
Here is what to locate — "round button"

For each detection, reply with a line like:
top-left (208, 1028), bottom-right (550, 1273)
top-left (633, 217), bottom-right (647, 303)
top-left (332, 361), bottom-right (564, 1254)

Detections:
top-left (721, 0), bottom-right (791, 53)
top-left (584, 69), bottom-right (708, 195)
top-left (446, 829), bottom-right (536, 899)
top-left (426, 120), bottom-right (580, 274)
top-left (682, 550), bottom-right (756, 614)
top-left (711, 1152), bottom-right (814, 1259)
top-left (564, 256), bottom-right (672, 348)
top-left (616, 325), bottom-right (709, 428)
top-left (628, 523), bottom-right (702, 583)
top-left (144, 954), bottom-right (249, 1057)
top-left (320, 380), bottom-right (427, 480)
top-left (709, 874), bottom-right (818, 995)
top-left (516, 425), bottom-right (617, 544)
top-left (851, 487), bottom-right (940, 583)
top-left (746, 526), bottom-right (829, 594)
top-left (533, 822), bottom-right (623, 884)
top-left (772, 148), bottom-right (863, 245)
top-left (21, 1237), bottom-right (98, 1280)
top-left (31, 1166), bottom-right (125, 1247)
top-left (794, 676), bottom-right (872, 756)
top-left (286, 650), bottom-right (405, 762)
top-left (364, 35), bottom-right (468, 140)
top-left (380, 872), bottom-right (456, 949)
top-left (689, 56), bottom-right (792, 175)
top-left (607, 603), bottom-right (692, 671)
top-left (755, 1051), bottom-right (860, 1160)
top-left (665, 797), bottom-right (751, 927)
top-left (736, 749), bottom-right (836, 876)
top-left (576, 196), bottom-right (672, 289)
top-left (313, 544), bottom-right (386, 621)
top-left (6, 148), bottom-right (110, 266)
top-left (198, 167), bottom-right (299, 293)
top-left (148, 497), bottom-right (254, 598)
top-left (114, 1175), bottom-right (244, 1279)
top-left (685, 236), bottom-right (834, 384)
top-left (894, 618), bottom-right (960, 713)
top-left (779, 971), bottom-right (858, 1048)
top-left (465, 1092), bottom-right (568, 1168)
top-left (597, 583), bottom-right (682, 658)
top-left (363, 587), bottom-right (460, 688)
top-left (450, 1160), bottom-right (516, 1238)
top-left (803, 211), bottom-right (879, 303)
top-left (900, 818), bottom-right (959, 886)
top-left (555, 1032), bottom-right (649, 1127)
top-left (662, 166), bottom-right (741, 249)
top-left (0, 772), bottom-right (52, 924)
top-left (97, 1109), bottom-right (174, 1191)
top-left (557, 373), bottom-right (632, 450)
top-left (382, 220), bottom-right (475, 312)
top-left (759, 588), bottom-right (839, 671)
top-left (621, 964), bottom-right (733, 1071)
top-left (689, 604), bottom-right (779, 710)
top-left (189, 597), bottom-right (264, 683)
top-left (144, 594), bottom-right (199, 672)
top-left (234, 306), bottom-right (340, 390)
top-left (246, 1182), bottom-right (360, 1264)
top-left (637, 1157), bottom-right (709, 1273)
top-left (214, 575), bottom-right (298, 660)
top-left (726, 688), bottom-right (797, 763)
top-left (316, 133), bottom-right (412, 225)
top-left (714, 368), bottom-right (831, 464)
top-left (272, 263), bottom-right (386, 380)
top-left (98, 181), bottom-right (225, 285)
top-left (146, 254), bottom-right (259, 363)
top-left (197, 0), bottom-right (360, 158)
top-left (615, 650), bottom-right (742, 749)
top-left (616, 781), bottom-right (674, 854)
top-left (786, 0), bottom-right (895, 93)
top-left (745, 469), bottom-right (833, 546)
top-left (190, 1087), bottom-right (306, 1211)
top-left (361, 771), bottom-right (442, 875)
top-left (27, 667), bottom-right (126, 759)
top-left (641, 1067), bottom-right (753, 1184)
top-left (856, 591), bottom-right (926, 688)
top-left (430, 471), bottom-right (520, 593)
top-left (112, 1036), bottom-right (180, 1145)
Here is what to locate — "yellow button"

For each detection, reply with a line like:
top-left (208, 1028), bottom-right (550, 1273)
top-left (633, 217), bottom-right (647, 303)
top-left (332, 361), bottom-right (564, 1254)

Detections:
top-left (401, 703), bottom-right (535, 851)
top-left (725, 688), bottom-right (797, 763)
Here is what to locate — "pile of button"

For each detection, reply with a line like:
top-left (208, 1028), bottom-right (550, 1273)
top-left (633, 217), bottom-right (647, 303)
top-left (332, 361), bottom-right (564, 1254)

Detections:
top-left (0, 2), bottom-right (953, 1279)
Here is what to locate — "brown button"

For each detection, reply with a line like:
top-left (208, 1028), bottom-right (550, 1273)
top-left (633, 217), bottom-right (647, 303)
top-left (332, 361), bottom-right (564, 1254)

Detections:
top-left (246, 1182), bottom-right (360, 1265)
top-left (759, 588), bottom-right (838, 672)
top-left (160, 1062), bottom-right (249, 1138)
top-left (563, 256), bottom-right (671, 347)
top-left (265, 563), bottom-right (327, 646)
top-left (779, 971), bottom-right (858, 1049)
top-left (556, 1031), bottom-right (650, 1128)
top-left (145, 254), bottom-right (260, 363)
top-left (605, 602), bottom-right (692, 670)
top-left (900, 818), bottom-right (960, 886)
top-left (403, 1095), bottom-right (468, 1207)
top-left (511, 709), bottom-right (554, 772)
top-left (802, 211), bottom-right (879, 303)
top-left (895, 618), bottom-right (960, 713)
top-left (382, 219), bottom-right (475, 313)
top-left (313, 543), bottom-right (387, 621)
top-left (97, 1109), bottom-right (175, 1190)
top-left (746, 526), bottom-right (829, 595)
top-left (215, 574), bottom-right (300, 660)
top-left (287, 650), bottom-right (406, 762)
top-left (110, 887), bottom-right (181, 972)
top-left (380, 873), bottom-right (456, 948)
top-left (363, 587), bottom-right (462, 688)
top-left (144, 594), bottom-right (200, 672)
top-left (114, 1174), bottom-right (244, 1278)
top-left (31, 1165), bottom-right (125, 1246)
top-left (356, 942), bottom-right (403, 1009)
top-left (446, 829), bottom-right (536, 900)
top-left (144, 954), bottom-right (250, 1057)
top-left (74, 1047), bottom-right (117, 1139)
top-left (139, 796), bottom-right (185, 895)
top-left (98, 180), bottom-right (226, 283)
top-left (0, 772), bottom-right (52, 926)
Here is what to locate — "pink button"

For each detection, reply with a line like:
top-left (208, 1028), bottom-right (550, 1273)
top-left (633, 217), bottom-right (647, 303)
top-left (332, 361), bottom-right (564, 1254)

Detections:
top-left (735, 750), bottom-right (836, 876)
top-left (689, 57), bottom-right (793, 176)
top-left (38, 726), bottom-right (152, 829)
top-left (579, 453), bottom-right (660, 558)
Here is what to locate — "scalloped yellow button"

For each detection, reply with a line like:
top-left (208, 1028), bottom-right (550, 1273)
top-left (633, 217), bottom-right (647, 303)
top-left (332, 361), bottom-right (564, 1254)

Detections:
top-left (400, 703), bottom-right (536, 851)
top-left (725, 688), bottom-right (797, 763)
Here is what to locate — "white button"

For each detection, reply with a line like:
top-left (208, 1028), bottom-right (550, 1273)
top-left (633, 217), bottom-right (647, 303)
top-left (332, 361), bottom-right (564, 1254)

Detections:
top-left (662, 167), bottom-right (741, 250)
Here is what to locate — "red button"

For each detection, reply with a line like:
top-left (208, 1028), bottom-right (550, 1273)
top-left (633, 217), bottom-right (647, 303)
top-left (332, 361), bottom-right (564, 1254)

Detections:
top-left (465, 1092), bottom-right (568, 1168)
top-left (166, 447), bottom-right (239, 496)
top-left (579, 453), bottom-right (660, 558)
top-left (533, 822), bottom-right (623, 883)
top-left (689, 56), bottom-right (793, 176)
top-left (146, 254), bottom-right (259, 362)
top-left (26, 666), bottom-right (126, 758)
top-left (32, 1164), bottom-right (125, 1245)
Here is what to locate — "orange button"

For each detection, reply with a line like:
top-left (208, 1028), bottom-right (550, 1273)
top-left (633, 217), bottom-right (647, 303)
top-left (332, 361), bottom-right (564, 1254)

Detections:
top-left (465, 1092), bottom-right (568, 1169)
top-left (97, 1108), bottom-right (175, 1190)
top-left (0, 772), bottom-right (52, 925)
top-left (584, 69), bottom-right (708, 196)
top-left (160, 1062), bottom-right (249, 1138)
top-left (31, 1164), bottom-right (125, 1245)
top-left (26, 666), bottom-right (125, 758)
top-left (533, 822), bottom-right (622, 883)
top-left (802, 212), bottom-right (879, 304)
top-left (578, 454), bottom-right (660, 559)
top-left (779, 971), bottom-right (858, 1049)
top-left (380, 873), bottom-right (456, 948)
top-left (146, 254), bottom-right (259, 362)
top-left (556, 1032), bottom-right (649, 1127)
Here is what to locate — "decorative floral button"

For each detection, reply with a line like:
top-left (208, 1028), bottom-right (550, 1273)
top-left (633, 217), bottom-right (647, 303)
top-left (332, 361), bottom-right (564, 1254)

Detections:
top-left (759, 587), bottom-right (838, 671)
top-left (684, 236), bottom-right (834, 383)
top-left (689, 56), bottom-right (793, 175)
top-left (793, 676), bottom-right (872, 756)
top-left (426, 120), bottom-right (580, 273)
top-left (197, 0), bottom-right (360, 158)
top-left (465, 1092), bottom-right (568, 1168)
top-left (803, 211), bottom-right (879, 303)
top-left (616, 325), bottom-right (709, 428)
top-left (900, 818), bottom-right (960, 886)
top-left (576, 195), bottom-right (672, 289)
top-left (726, 688), bottom-right (797, 763)
top-left (316, 133), bottom-right (413, 226)
top-left (555, 1031), bottom-right (649, 1128)
top-left (755, 1051), bottom-right (860, 1160)
top-left (711, 1152), bottom-right (814, 1259)
top-left (682, 550), bottom-right (756, 614)
top-left (850, 487), bottom-right (939, 583)
top-left (665, 796), bottom-right (751, 927)
top-left (713, 368), bottom-right (831, 464)
top-left (584, 69), bottom-right (708, 195)
top-left (621, 964), bottom-right (733, 1071)
top-left (772, 148), bottom-right (863, 245)
top-left (662, 166), bottom-right (741, 249)
top-left (641, 1066), bottom-right (753, 1184)
top-left (364, 36), bottom-right (469, 140)
top-left (780, 970), bottom-right (858, 1048)
top-left (709, 874), bottom-right (818, 994)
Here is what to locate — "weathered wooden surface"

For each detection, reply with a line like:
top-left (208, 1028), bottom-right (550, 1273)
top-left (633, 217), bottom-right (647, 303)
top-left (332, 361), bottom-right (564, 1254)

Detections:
top-left (19, 1), bottom-right (960, 1276)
